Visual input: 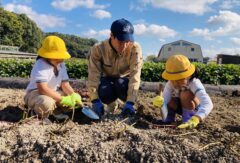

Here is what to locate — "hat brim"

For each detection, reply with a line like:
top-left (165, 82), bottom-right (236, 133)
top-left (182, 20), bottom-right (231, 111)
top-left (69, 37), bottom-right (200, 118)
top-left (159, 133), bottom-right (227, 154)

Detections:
top-left (116, 33), bottom-right (134, 41)
top-left (162, 64), bottom-right (195, 80)
top-left (37, 48), bottom-right (71, 59)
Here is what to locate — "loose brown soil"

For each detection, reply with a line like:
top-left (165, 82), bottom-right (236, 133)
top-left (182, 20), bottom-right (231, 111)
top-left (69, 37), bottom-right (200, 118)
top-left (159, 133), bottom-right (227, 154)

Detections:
top-left (0, 87), bottom-right (239, 162)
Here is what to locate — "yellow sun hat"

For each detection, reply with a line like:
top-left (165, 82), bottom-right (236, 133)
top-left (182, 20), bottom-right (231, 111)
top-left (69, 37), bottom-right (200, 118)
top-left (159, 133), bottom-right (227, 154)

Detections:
top-left (37, 35), bottom-right (71, 59)
top-left (162, 54), bottom-right (195, 80)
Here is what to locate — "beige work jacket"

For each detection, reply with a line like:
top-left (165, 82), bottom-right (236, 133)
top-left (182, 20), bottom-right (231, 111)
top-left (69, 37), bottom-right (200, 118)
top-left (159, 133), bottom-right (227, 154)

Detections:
top-left (87, 39), bottom-right (143, 103)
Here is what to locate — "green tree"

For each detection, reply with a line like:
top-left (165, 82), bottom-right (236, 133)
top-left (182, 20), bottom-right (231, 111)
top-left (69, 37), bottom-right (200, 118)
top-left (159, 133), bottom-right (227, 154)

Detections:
top-left (0, 8), bottom-right (24, 46)
top-left (0, 8), bottom-right (97, 57)
top-left (18, 14), bottom-right (43, 53)
top-left (145, 54), bottom-right (158, 62)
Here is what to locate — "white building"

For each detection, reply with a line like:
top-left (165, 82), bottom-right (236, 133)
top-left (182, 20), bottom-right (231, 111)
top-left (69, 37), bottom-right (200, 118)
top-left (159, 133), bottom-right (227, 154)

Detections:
top-left (157, 40), bottom-right (203, 62)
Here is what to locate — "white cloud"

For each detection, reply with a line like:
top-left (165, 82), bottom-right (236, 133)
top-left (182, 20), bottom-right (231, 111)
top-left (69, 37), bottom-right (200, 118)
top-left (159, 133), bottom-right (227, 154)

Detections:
top-left (220, 0), bottom-right (240, 9)
top-left (82, 23), bottom-right (176, 40)
top-left (141, 0), bottom-right (217, 15)
top-left (145, 52), bottom-right (157, 58)
top-left (203, 47), bottom-right (240, 58)
top-left (76, 24), bottom-right (83, 27)
top-left (190, 28), bottom-right (213, 40)
top-left (4, 3), bottom-right (65, 29)
top-left (82, 29), bottom-right (110, 38)
top-left (231, 37), bottom-right (240, 46)
top-left (91, 9), bottom-right (111, 19)
top-left (202, 48), bottom-right (219, 58)
top-left (11, 0), bottom-right (32, 3)
top-left (217, 40), bottom-right (222, 44)
top-left (159, 39), bottom-right (166, 43)
top-left (51, 0), bottom-right (106, 11)
top-left (207, 10), bottom-right (240, 25)
top-left (190, 10), bottom-right (240, 39)
top-left (218, 48), bottom-right (240, 55)
top-left (134, 23), bottom-right (177, 38)
top-left (133, 19), bottom-right (146, 24)
top-left (129, 2), bottom-right (146, 12)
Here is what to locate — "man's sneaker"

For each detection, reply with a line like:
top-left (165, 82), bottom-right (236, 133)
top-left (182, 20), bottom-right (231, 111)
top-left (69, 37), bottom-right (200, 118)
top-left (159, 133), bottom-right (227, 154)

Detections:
top-left (53, 113), bottom-right (69, 120)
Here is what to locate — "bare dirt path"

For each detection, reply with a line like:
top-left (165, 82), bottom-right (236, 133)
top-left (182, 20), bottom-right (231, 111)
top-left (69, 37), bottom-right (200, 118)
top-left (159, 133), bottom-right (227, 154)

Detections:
top-left (0, 88), bottom-right (239, 162)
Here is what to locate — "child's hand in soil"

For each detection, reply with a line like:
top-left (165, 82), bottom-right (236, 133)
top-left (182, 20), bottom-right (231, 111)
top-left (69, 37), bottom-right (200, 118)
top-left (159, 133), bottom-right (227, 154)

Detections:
top-left (60, 95), bottom-right (76, 108)
top-left (152, 95), bottom-right (164, 107)
top-left (177, 116), bottom-right (200, 129)
top-left (71, 93), bottom-right (83, 106)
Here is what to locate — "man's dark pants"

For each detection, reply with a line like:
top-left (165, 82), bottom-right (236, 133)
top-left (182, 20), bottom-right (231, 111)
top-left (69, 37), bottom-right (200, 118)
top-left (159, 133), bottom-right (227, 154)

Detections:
top-left (98, 77), bottom-right (129, 104)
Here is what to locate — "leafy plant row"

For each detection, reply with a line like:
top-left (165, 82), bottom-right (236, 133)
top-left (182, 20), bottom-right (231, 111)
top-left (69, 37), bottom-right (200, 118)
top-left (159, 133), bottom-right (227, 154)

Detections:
top-left (0, 59), bottom-right (239, 85)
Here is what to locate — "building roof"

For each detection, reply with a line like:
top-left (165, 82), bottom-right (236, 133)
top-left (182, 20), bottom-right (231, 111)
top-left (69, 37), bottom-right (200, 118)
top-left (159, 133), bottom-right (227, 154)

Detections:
top-left (161, 40), bottom-right (200, 47)
top-left (157, 40), bottom-right (203, 61)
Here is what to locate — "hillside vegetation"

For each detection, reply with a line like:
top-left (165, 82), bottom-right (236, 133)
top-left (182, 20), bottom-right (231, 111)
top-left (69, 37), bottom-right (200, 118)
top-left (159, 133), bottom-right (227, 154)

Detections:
top-left (0, 8), bottom-right (97, 58)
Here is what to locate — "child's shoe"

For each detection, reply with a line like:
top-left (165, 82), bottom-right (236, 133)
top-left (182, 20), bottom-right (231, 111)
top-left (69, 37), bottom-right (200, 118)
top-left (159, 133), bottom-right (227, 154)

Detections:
top-left (162, 109), bottom-right (176, 124)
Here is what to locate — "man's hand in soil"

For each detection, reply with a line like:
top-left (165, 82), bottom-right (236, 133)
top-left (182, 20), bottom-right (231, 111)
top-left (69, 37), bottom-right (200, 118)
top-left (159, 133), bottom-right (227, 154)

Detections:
top-left (177, 116), bottom-right (200, 129)
top-left (152, 95), bottom-right (164, 107)
top-left (121, 101), bottom-right (135, 116)
top-left (60, 95), bottom-right (76, 108)
top-left (71, 93), bottom-right (83, 106)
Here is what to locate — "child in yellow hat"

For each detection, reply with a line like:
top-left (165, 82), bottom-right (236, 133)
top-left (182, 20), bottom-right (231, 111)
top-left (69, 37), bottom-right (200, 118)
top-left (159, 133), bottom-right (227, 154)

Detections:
top-left (24, 35), bottom-right (82, 121)
top-left (153, 54), bottom-right (213, 129)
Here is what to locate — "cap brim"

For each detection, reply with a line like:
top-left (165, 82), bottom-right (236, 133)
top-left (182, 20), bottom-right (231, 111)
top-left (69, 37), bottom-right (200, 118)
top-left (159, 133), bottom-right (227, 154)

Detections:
top-left (116, 33), bottom-right (134, 41)
top-left (162, 64), bottom-right (195, 80)
top-left (38, 48), bottom-right (71, 59)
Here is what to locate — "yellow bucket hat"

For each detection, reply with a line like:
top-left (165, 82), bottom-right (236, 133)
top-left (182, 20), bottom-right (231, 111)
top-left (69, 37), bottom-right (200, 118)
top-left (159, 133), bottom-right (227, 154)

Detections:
top-left (162, 54), bottom-right (195, 80)
top-left (37, 35), bottom-right (71, 59)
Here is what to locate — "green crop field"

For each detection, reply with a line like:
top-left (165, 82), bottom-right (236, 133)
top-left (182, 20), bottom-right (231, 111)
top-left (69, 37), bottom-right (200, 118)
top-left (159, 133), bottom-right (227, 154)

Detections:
top-left (0, 58), bottom-right (239, 85)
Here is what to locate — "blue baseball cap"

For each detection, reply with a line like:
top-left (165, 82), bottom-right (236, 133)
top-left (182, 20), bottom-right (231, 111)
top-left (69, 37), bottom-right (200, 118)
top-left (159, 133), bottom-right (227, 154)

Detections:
top-left (110, 18), bottom-right (134, 42)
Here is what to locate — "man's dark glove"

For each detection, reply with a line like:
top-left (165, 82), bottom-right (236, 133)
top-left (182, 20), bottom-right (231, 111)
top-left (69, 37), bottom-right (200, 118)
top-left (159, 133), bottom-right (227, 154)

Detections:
top-left (92, 99), bottom-right (104, 117)
top-left (121, 101), bottom-right (135, 116)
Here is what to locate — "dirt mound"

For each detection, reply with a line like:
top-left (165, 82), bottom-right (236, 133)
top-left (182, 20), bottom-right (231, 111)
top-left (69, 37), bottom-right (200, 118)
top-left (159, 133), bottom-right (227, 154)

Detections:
top-left (0, 88), bottom-right (239, 162)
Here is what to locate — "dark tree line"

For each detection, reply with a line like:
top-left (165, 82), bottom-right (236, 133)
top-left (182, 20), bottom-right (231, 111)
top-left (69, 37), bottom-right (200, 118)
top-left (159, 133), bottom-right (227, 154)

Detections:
top-left (45, 32), bottom-right (97, 58)
top-left (0, 7), bottom-right (97, 58)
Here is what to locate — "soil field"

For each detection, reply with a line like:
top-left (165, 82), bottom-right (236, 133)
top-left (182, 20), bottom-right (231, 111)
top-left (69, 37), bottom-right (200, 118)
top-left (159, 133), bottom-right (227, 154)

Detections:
top-left (0, 87), bottom-right (240, 162)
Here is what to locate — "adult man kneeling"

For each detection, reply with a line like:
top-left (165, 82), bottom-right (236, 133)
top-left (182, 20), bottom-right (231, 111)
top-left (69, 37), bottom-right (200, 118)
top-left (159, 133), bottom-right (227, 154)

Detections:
top-left (87, 18), bottom-right (143, 118)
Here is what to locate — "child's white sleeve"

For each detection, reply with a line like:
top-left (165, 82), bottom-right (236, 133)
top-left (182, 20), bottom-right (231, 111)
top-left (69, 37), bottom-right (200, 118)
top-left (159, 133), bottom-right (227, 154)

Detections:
top-left (163, 81), bottom-right (173, 104)
top-left (33, 60), bottom-right (49, 83)
top-left (189, 79), bottom-right (213, 120)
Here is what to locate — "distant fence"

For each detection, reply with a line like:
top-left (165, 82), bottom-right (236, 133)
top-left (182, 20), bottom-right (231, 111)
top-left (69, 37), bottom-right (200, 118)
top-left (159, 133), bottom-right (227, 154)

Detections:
top-left (0, 45), bottom-right (19, 51)
top-left (0, 50), bottom-right (37, 59)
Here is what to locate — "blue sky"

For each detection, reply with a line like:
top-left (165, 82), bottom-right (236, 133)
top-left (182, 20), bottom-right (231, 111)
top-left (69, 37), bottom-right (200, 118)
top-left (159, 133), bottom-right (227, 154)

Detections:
top-left (2, 0), bottom-right (240, 58)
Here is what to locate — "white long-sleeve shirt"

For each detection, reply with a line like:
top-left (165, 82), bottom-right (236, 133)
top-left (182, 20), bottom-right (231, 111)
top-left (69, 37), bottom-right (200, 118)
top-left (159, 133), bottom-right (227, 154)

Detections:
top-left (163, 78), bottom-right (213, 120)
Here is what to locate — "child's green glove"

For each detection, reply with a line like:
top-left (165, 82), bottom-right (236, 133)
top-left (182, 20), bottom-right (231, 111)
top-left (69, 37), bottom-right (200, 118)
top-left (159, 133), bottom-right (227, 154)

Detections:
top-left (152, 95), bottom-right (164, 107)
top-left (60, 95), bottom-right (76, 108)
top-left (71, 93), bottom-right (83, 106)
top-left (177, 116), bottom-right (200, 129)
